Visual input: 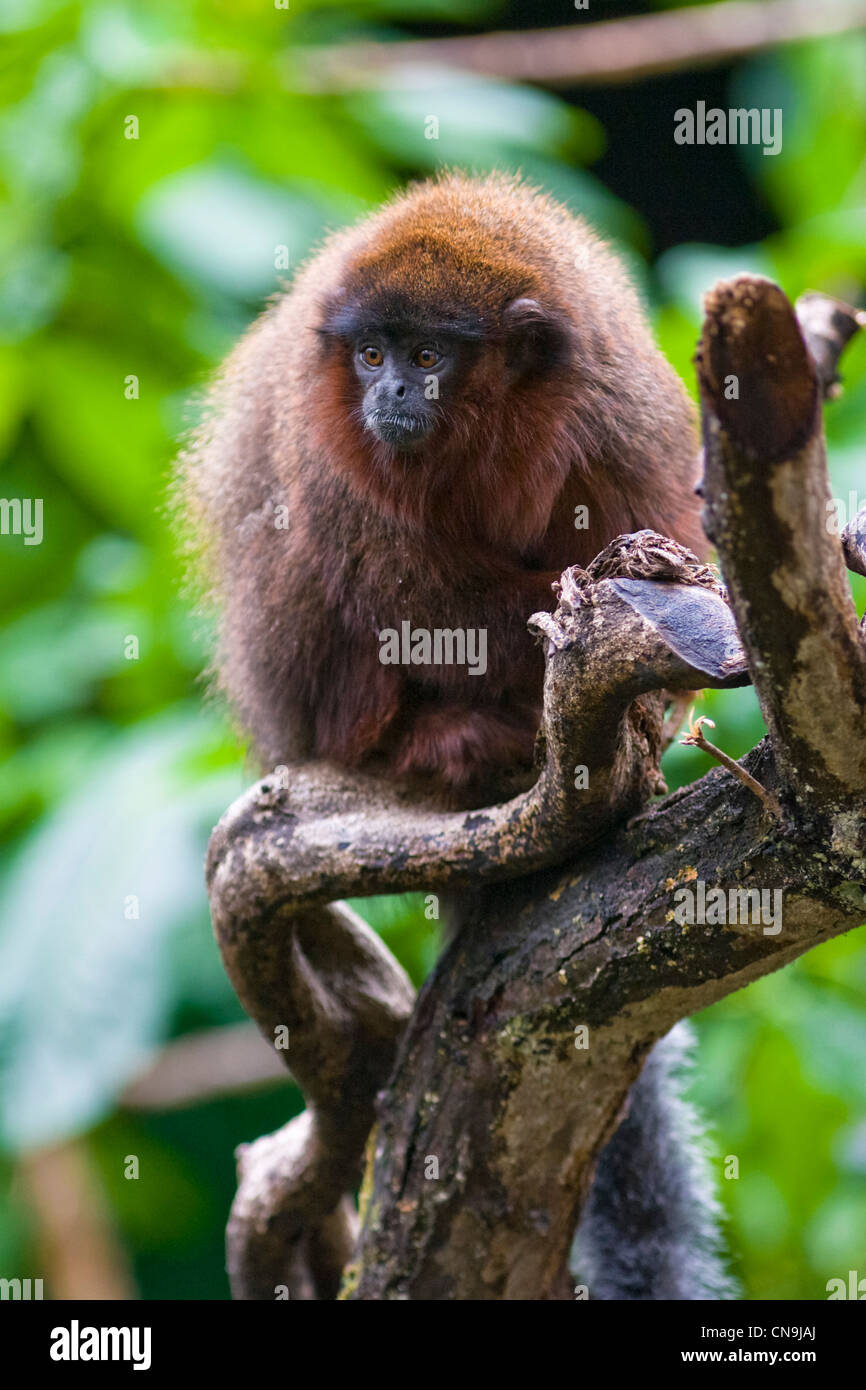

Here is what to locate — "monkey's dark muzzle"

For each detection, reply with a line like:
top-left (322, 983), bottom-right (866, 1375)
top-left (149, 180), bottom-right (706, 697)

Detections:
top-left (366, 410), bottom-right (431, 449)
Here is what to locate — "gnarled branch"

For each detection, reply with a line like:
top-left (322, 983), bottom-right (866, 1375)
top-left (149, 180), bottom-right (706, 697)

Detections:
top-left (698, 279), bottom-right (866, 806)
top-left (206, 282), bottom-right (866, 1300)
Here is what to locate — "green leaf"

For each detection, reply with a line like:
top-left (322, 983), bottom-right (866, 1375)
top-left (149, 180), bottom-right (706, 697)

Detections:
top-left (136, 161), bottom-right (332, 300)
top-left (342, 70), bottom-right (603, 170)
top-left (0, 708), bottom-right (243, 1152)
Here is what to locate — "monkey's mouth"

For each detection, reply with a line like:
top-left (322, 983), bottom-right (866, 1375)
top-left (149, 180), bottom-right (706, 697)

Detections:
top-left (366, 410), bottom-right (431, 449)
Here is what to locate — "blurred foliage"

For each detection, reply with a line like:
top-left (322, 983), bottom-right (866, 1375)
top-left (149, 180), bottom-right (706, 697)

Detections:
top-left (1, 0), bottom-right (865, 1300)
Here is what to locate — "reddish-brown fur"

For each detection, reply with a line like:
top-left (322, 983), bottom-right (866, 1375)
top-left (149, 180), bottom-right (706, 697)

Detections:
top-left (182, 172), bottom-right (704, 805)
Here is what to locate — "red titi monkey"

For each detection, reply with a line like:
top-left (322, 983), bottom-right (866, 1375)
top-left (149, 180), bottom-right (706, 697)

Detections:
top-left (184, 172), bottom-right (703, 803)
top-left (184, 173), bottom-right (732, 1302)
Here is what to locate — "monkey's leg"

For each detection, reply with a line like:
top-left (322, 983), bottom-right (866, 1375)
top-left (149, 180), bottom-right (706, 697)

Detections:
top-left (571, 1022), bottom-right (737, 1300)
top-left (393, 702), bottom-right (540, 806)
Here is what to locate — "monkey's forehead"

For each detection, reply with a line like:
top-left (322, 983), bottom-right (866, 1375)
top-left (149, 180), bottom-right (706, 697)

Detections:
top-left (318, 215), bottom-right (554, 337)
top-left (318, 292), bottom-right (487, 343)
top-left (317, 256), bottom-right (548, 342)
top-left (304, 170), bottom-right (605, 341)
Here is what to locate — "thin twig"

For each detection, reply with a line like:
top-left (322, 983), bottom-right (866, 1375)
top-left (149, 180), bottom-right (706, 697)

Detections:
top-left (120, 1023), bottom-right (290, 1110)
top-left (681, 711), bottom-right (783, 820)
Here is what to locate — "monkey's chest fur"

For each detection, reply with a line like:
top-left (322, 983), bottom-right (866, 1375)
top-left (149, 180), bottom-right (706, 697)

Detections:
top-left (294, 469), bottom-right (554, 802)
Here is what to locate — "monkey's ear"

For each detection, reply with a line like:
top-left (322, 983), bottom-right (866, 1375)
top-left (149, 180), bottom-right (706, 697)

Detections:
top-left (503, 297), bottom-right (570, 376)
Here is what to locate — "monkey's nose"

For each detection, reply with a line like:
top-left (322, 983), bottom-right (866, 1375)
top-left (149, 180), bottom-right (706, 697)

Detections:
top-left (394, 383), bottom-right (406, 399)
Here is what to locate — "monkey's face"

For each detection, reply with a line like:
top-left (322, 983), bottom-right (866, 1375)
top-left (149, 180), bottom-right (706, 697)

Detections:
top-left (350, 328), bottom-right (462, 451)
top-left (318, 279), bottom-right (572, 471)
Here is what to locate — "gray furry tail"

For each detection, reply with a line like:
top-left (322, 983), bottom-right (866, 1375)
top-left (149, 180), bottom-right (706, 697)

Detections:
top-left (571, 1021), bottom-right (738, 1300)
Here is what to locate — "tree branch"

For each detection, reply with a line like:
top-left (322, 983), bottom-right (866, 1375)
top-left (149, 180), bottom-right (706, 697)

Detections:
top-left (698, 278), bottom-right (866, 807)
top-left (349, 750), bottom-right (863, 1299)
top-left (207, 540), bottom-right (746, 1298)
top-left (304, 0), bottom-right (866, 93)
top-left (842, 504), bottom-right (866, 580)
top-left (205, 284), bottom-right (866, 1300)
top-left (120, 1024), bottom-right (290, 1110)
top-left (208, 543), bottom-right (743, 920)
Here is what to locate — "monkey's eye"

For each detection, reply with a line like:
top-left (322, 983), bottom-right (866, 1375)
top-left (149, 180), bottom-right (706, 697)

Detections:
top-left (360, 345), bottom-right (384, 368)
top-left (412, 346), bottom-right (440, 369)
